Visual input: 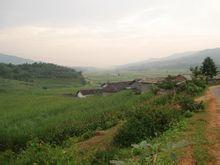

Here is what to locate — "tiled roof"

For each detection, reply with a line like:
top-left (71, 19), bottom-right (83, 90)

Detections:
top-left (77, 89), bottom-right (102, 95)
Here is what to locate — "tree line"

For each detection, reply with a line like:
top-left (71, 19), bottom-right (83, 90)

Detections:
top-left (0, 62), bottom-right (85, 83)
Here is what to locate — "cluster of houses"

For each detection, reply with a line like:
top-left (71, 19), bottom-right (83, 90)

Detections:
top-left (75, 75), bottom-right (187, 98)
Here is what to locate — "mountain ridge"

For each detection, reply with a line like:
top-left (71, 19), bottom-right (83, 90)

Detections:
top-left (0, 53), bottom-right (34, 64)
top-left (1, 48), bottom-right (220, 72)
top-left (115, 48), bottom-right (220, 71)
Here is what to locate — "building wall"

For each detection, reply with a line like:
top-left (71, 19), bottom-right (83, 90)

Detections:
top-left (77, 92), bottom-right (86, 98)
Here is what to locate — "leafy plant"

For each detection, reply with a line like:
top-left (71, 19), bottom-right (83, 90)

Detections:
top-left (114, 108), bottom-right (180, 147)
top-left (178, 96), bottom-right (205, 112)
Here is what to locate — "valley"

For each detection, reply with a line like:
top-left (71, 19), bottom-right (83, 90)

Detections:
top-left (0, 53), bottom-right (219, 164)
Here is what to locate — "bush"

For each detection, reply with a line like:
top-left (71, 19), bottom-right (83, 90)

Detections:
top-left (192, 78), bottom-right (207, 89)
top-left (113, 108), bottom-right (180, 147)
top-left (158, 81), bottom-right (175, 90)
top-left (151, 94), bottom-right (173, 106)
top-left (80, 131), bottom-right (95, 141)
top-left (16, 139), bottom-right (75, 164)
top-left (91, 150), bottom-right (115, 165)
top-left (186, 82), bottom-right (204, 96)
top-left (186, 78), bottom-right (207, 96)
top-left (151, 85), bottom-right (159, 95)
top-left (178, 96), bottom-right (205, 112)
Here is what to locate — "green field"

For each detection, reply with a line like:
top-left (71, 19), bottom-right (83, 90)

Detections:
top-left (84, 69), bottom-right (191, 84)
top-left (0, 70), bottom-right (207, 164)
top-left (0, 78), bottom-right (148, 151)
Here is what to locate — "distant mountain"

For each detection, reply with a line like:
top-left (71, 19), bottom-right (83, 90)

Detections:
top-left (117, 48), bottom-right (220, 71)
top-left (73, 66), bottom-right (104, 72)
top-left (0, 53), bottom-right (34, 64)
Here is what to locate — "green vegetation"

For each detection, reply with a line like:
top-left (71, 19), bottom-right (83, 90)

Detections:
top-left (84, 69), bottom-right (190, 85)
top-left (192, 115), bottom-right (211, 164)
top-left (123, 120), bottom-right (189, 164)
top-left (201, 57), bottom-right (217, 79)
top-left (0, 57), bottom-right (216, 164)
top-left (190, 56), bottom-right (217, 81)
top-left (0, 63), bottom-right (85, 83)
top-left (0, 69), bottom-right (207, 164)
top-left (113, 94), bottom-right (181, 147)
top-left (0, 79), bottom-right (148, 151)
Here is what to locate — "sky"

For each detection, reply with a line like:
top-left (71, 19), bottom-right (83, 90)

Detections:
top-left (0, 0), bottom-right (220, 67)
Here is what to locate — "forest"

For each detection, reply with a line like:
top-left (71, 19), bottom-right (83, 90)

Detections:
top-left (0, 63), bottom-right (85, 83)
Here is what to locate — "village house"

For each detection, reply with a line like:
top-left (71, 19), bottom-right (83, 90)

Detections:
top-left (130, 79), bottom-right (154, 93)
top-left (171, 75), bottom-right (187, 85)
top-left (156, 75), bottom-right (187, 95)
top-left (75, 77), bottom-right (178, 98)
top-left (76, 89), bottom-right (102, 98)
top-left (138, 77), bottom-right (164, 84)
top-left (159, 75), bottom-right (187, 86)
top-left (101, 81), bottom-right (134, 93)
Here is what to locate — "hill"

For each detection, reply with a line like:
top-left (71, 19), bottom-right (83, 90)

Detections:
top-left (0, 62), bottom-right (85, 83)
top-left (0, 53), bottom-right (34, 64)
top-left (116, 48), bottom-right (220, 71)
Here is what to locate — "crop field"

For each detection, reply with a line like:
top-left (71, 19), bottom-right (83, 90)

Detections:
top-left (84, 69), bottom-right (190, 84)
top-left (0, 71), bottom-right (208, 164)
top-left (0, 78), bottom-right (149, 151)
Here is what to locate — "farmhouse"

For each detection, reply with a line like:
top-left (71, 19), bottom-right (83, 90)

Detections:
top-left (130, 79), bottom-right (154, 93)
top-left (172, 75), bottom-right (187, 84)
top-left (138, 77), bottom-right (164, 84)
top-left (160, 75), bottom-right (187, 85)
top-left (76, 89), bottom-right (102, 98)
top-left (101, 81), bottom-right (134, 93)
top-left (75, 78), bottom-right (167, 98)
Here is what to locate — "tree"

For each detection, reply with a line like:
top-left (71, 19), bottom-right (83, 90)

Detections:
top-left (200, 57), bottom-right (217, 79)
top-left (190, 66), bottom-right (202, 79)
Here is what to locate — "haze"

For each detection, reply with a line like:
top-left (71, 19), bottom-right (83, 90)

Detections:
top-left (0, 0), bottom-right (220, 67)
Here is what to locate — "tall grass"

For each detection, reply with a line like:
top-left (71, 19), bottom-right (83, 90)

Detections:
top-left (0, 79), bottom-right (152, 151)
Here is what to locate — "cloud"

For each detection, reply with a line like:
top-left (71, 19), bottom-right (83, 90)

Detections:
top-left (0, 0), bottom-right (220, 66)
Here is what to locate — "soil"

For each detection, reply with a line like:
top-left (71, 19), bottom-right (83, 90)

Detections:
top-left (77, 124), bottom-right (121, 152)
top-left (207, 86), bottom-right (220, 165)
top-left (180, 86), bottom-right (220, 165)
top-left (179, 146), bottom-right (195, 165)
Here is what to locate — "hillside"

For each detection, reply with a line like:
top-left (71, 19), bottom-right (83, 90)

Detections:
top-left (0, 63), bottom-right (85, 83)
top-left (0, 53), bottom-right (34, 64)
top-left (116, 48), bottom-right (220, 71)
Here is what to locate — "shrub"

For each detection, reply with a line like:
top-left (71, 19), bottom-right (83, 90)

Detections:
top-left (151, 85), bottom-right (159, 95)
top-left (80, 131), bottom-right (95, 141)
top-left (91, 150), bottom-right (115, 165)
top-left (186, 82), bottom-right (204, 96)
top-left (158, 81), bottom-right (175, 90)
top-left (15, 139), bottom-right (75, 164)
top-left (192, 78), bottom-right (207, 89)
top-left (178, 96), bottom-right (205, 112)
top-left (113, 108), bottom-right (180, 147)
top-left (186, 78), bottom-right (207, 96)
top-left (152, 94), bottom-right (173, 106)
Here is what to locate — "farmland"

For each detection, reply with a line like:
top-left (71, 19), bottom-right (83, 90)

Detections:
top-left (0, 78), bottom-right (150, 151)
top-left (0, 59), bottom-right (216, 164)
top-left (0, 73), bottom-right (207, 164)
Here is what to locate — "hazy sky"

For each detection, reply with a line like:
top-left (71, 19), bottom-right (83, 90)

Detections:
top-left (0, 0), bottom-right (220, 67)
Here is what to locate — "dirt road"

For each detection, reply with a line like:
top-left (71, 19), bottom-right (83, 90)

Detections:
top-left (207, 86), bottom-right (220, 164)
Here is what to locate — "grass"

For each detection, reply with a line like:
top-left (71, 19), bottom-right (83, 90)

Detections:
top-left (0, 75), bottom-right (210, 164)
top-left (118, 120), bottom-right (189, 163)
top-left (84, 69), bottom-right (190, 85)
top-left (191, 112), bottom-right (211, 164)
top-left (86, 111), bottom-right (210, 165)
top-left (0, 78), bottom-right (153, 151)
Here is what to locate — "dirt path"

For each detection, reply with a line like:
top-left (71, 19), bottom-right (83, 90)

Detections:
top-left (180, 87), bottom-right (220, 165)
top-left (77, 124), bottom-right (121, 152)
top-left (207, 86), bottom-right (220, 164)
